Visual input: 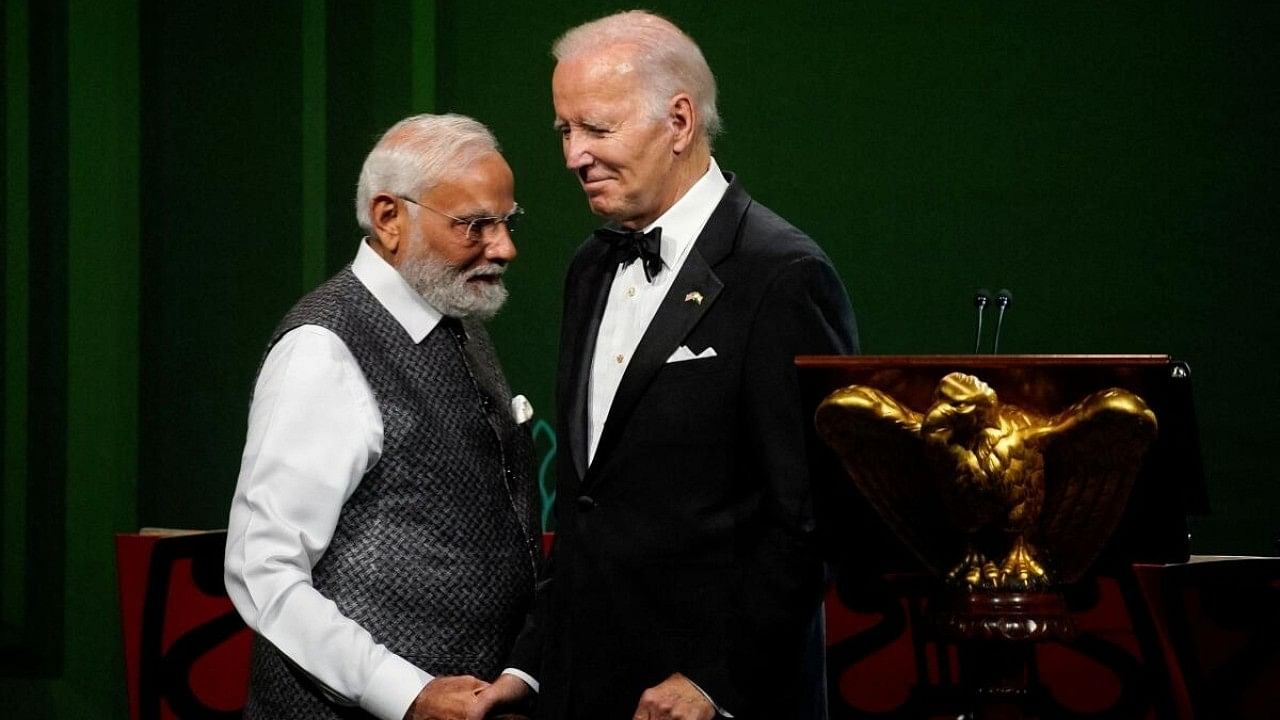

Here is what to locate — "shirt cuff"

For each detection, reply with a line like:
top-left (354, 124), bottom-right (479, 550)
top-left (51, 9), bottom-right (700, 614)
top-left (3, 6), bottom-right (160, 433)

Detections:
top-left (500, 667), bottom-right (540, 693)
top-left (360, 654), bottom-right (432, 720)
top-left (687, 677), bottom-right (733, 718)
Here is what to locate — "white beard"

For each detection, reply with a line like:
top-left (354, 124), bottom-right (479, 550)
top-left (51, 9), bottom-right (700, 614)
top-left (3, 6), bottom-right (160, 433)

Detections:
top-left (399, 249), bottom-right (509, 321)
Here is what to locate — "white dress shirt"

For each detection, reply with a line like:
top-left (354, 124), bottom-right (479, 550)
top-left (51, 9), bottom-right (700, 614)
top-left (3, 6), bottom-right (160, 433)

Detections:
top-left (224, 239), bottom-right (534, 720)
top-left (587, 158), bottom-right (730, 464)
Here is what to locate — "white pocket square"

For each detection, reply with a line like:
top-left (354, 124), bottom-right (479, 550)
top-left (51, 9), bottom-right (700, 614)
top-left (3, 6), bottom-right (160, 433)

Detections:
top-left (510, 394), bottom-right (534, 424)
top-left (666, 345), bottom-right (718, 363)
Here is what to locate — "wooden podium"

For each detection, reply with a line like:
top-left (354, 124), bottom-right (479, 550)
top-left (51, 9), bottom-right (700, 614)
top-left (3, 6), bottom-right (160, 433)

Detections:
top-left (797, 355), bottom-right (1209, 718)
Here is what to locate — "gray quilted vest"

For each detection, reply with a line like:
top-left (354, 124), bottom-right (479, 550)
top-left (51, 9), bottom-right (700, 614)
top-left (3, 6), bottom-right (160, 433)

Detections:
top-left (244, 267), bottom-right (539, 719)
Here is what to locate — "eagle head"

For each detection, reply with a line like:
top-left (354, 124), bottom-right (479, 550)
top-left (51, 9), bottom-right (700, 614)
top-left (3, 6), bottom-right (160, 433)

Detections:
top-left (921, 372), bottom-right (999, 444)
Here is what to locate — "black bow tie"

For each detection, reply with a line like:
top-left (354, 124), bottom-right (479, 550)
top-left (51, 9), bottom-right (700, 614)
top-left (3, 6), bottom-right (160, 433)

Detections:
top-left (594, 226), bottom-right (664, 282)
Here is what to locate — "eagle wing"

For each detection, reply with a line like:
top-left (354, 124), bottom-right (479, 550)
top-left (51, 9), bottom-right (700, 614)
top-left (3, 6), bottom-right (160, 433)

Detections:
top-left (1037, 388), bottom-right (1158, 583)
top-left (815, 385), bottom-right (959, 575)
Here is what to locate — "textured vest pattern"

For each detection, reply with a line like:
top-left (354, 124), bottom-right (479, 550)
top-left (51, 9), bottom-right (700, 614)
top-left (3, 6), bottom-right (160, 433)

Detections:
top-left (245, 267), bottom-right (539, 719)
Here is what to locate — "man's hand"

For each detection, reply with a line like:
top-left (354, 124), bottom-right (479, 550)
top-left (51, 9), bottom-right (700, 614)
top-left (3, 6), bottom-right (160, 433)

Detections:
top-left (465, 672), bottom-right (534, 720)
top-left (632, 673), bottom-right (716, 720)
top-left (404, 675), bottom-right (489, 720)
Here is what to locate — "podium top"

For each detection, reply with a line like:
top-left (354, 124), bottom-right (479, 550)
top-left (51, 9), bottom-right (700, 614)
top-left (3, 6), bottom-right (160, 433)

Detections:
top-left (798, 353), bottom-right (1173, 366)
top-left (796, 354), bottom-right (1187, 417)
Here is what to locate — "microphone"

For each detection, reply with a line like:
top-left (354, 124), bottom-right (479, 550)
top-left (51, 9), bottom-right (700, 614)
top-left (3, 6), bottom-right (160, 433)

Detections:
top-left (992, 289), bottom-right (1012, 353)
top-left (973, 289), bottom-right (990, 353)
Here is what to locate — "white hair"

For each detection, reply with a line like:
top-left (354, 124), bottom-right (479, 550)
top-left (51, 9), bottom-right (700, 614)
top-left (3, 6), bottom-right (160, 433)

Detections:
top-left (354, 113), bottom-right (499, 232)
top-left (553, 11), bottom-right (722, 142)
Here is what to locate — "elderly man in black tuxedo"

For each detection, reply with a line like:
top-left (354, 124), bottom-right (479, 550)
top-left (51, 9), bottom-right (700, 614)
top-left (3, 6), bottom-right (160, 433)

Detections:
top-left (472, 10), bottom-right (858, 720)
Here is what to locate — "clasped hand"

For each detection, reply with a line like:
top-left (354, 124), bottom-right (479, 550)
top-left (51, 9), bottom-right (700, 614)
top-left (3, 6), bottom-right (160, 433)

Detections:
top-left (404, 675), bottom-right (493, 720)
top-left (631, 673), bottom-right (716, 720)
top-left (418, 670), bottom-right (711, 719)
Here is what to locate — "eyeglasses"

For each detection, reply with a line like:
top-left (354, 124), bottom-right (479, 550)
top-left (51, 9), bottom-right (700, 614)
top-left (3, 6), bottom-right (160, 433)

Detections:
top-left (398, 195), bottom-right (524, 245)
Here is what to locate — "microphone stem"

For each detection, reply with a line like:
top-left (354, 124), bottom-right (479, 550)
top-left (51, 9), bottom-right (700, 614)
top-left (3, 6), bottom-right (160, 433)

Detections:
top-left (992, 307), bottom-right (1007, 354)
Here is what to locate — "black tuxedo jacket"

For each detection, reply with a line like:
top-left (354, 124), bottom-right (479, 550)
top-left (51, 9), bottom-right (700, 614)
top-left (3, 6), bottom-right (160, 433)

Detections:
top-left (510, 175), bottom-right (858, 719)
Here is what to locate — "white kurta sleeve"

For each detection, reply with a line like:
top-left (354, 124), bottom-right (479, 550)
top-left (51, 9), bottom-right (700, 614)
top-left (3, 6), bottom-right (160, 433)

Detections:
top-left (224, 325), bottom-right (431, 720)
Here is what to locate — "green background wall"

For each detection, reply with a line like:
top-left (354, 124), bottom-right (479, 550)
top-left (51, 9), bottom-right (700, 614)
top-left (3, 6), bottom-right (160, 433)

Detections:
top-left (2, 1), bottom-right (1277, 715)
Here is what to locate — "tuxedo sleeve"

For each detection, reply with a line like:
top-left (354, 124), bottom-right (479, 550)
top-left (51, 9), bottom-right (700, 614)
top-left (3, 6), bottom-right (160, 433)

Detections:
top-left (503, 250), bottom-right (590, 686)
top-left (505, 527), bottom-right (556, 679)
top-left (683, 253), bottom-right (858, 713)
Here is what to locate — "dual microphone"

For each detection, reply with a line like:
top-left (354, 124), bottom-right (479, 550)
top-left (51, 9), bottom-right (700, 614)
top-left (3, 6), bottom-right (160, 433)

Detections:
top-left (973, 288), bottom-right (1012, 353)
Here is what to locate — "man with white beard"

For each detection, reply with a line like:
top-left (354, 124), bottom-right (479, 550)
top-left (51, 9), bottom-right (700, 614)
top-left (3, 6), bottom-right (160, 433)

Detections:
top-left (225, 114), bottom-right (540, 720)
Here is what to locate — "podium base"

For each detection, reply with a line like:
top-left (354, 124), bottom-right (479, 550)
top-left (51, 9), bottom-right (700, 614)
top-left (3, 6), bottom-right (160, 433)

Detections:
top-left (933, 590), bottom-right (1077, 720)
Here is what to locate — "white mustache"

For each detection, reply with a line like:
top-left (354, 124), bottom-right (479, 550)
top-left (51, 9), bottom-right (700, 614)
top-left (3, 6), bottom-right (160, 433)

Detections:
top-left (463, 264), bottom-right (506, 280)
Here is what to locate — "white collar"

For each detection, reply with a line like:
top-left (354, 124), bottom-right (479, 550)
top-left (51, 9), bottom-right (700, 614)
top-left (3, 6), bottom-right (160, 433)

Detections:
top-left (350, 239), bottom-right (443, 343)
top-left (642, 156), bottom-right (730, 272)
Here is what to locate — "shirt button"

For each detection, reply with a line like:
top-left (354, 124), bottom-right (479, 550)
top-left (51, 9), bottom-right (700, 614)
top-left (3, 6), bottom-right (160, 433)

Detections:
top-left (627, 287), bottom-right (636, 298)
top-left (615, 354), bottom-right (624, 364)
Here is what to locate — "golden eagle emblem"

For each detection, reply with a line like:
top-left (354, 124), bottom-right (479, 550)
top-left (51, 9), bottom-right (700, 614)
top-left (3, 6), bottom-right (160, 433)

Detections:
top-left (816, 372), bottom-right (1157, 591)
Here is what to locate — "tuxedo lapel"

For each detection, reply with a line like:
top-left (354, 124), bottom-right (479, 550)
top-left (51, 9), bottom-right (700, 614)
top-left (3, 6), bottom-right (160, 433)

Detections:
top-left (586, 178), bottom-right (752, 479)
top-left (587, 251), bottom-right (723, 477)
top-left (565, 243), bottom-right (617, 481)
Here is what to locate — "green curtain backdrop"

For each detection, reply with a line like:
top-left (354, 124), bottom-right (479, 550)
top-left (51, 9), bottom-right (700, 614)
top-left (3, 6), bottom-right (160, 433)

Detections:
top-left (2, 1), bottom-right (1277, 716)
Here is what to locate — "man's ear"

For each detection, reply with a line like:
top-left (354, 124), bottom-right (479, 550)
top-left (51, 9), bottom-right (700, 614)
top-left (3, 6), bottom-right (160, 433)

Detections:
top-left (669, 93), bottom-right (697, 155)
top-left (369, 193), bottom-right (405, 257)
